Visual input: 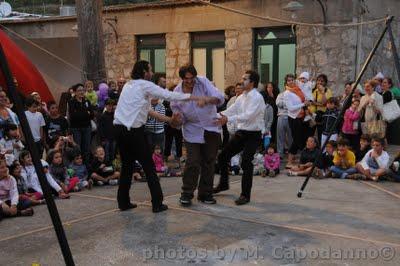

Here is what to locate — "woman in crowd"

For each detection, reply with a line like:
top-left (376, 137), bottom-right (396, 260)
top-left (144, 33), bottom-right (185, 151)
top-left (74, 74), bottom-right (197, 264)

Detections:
top-left (0, 90), bottom-right (20, 139)
top-left (283, 74), bottom-right (309, 169)
top-left (381, 78), bottom-right (394, 104)
top-left (262, 82), bottom-right (279, 143)
top-left (67, 83), bottom-right (94, 162)
top-left (275, 86), bottom-right (293, 159)
top-left (358, 80), bottom-right (384, 138)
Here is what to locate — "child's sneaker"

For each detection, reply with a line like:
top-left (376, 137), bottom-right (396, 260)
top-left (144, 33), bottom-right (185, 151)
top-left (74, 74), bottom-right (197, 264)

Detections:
top-left (96, 181), bottom-right (104, 186)
top-left (109, 179), bottom-right (119, 186)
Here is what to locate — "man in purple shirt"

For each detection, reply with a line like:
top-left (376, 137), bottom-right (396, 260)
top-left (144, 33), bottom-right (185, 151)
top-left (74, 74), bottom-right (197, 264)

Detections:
top-left (171, 64), bottom-right (225, 206)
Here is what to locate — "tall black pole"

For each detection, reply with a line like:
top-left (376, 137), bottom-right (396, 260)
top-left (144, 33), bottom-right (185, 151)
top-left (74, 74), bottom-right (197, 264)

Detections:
top-left (387, 22), bottom-right (400, 86)
top-left (0, 43), bottom-right (75, 265)
top-left (297, 16), bottom-right (394, 198)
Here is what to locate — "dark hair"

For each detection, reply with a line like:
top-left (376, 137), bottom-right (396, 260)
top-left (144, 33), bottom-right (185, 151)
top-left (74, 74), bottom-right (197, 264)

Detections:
top-left (360, 134), bottom-right (371, 142)
top-left (153, 73), bottom-right (166, 86)
top-left (47, 149), bottom-right (62, 164)
top-left (47, 100), bottom-right (57, 109)
top-left (224, 85), bottom-right (235, 96)
top-left (352, 99), bottom-right (360, 104)
top-left (245, 70), bottom-right (260, 88)
top-left (19, 150), bottom-right (31, 164)
top-left (326, 140), bottom-right (338, 148)
top-left (316, 74), bottom-right (328, 85)
top-left (383, 77), bottom-right (393, 88)
top-left (71, 83), bottom-right (84, 92)
top-left (284, 74), bottom-right (296, 86)
top-left (327, 97), bottom-right (338, 106)
top-left (105, 98), bottom-right (116, 106)
top-left (266, 82), bottom-right (280, 98)
top-left (371, 135), bottom-right (385, 146)
top-left (4, 123), bottom-right (18, 135)
top-left (267, 143), bottom-right (276, 152)
top-left (337, 138), bottom-right (349, 147)
top-left (9, 161), bottom-right (20, 176)
top-left (131, 60), bottom-right (151, 80)
top-left (25, 96), bottom-right (39, 108)
top-left (179, 64), bottom-right (197, 79)
top-left (345, 81), bottom-right (353, 87)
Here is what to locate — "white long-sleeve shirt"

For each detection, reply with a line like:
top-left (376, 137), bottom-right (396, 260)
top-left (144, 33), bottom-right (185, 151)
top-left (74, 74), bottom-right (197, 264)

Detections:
top-left (0, 176), bottom-right (19, 205)
top-left (222, 88), bottom-right (265, 131)
top-left (21, 165), bottom-right (61, 194)
top-left (361, 149), bottom-right (390, 170)
top-left (114, 79), bottom-right (191, 129)
top-left (284, 90), bottom-right (305, 119)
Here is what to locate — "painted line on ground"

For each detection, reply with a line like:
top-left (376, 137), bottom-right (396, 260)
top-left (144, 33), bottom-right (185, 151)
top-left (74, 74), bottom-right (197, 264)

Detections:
top-left (360, 181), bottom-right (400, 200)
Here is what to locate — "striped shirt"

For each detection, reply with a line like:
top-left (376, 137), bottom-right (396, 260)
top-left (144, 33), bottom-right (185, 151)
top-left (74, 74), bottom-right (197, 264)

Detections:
top-left (145, 103), bottom-right (166, 134)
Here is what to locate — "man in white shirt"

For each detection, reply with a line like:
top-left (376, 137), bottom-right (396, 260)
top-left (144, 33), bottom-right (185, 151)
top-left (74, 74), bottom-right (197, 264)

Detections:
top-left (25, 96), bottom-right (46, 156)
top-left (114, 60), bottom-right (205, 213)
top-left (214, 70), bottom-right (266, 205)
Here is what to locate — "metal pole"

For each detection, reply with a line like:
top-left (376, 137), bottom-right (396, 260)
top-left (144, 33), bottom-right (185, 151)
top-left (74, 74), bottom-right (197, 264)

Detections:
top-left (297, 16), bottom-right (394, 198)
top-left (0, 43), bottom-right (75, 265)
top-left (387, 21), bottom-right (400, 86)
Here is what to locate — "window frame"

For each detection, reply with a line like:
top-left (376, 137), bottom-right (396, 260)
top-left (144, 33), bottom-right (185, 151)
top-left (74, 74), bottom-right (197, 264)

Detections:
top-left (137, 34), bottom-right (166, 74)
top-left (253, 26), bottom-right (297, 86)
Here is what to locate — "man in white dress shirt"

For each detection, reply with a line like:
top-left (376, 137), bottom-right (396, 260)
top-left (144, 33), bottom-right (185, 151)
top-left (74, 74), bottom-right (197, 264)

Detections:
top-left (214, 70), bottom-right (266, 205)
top-left (114, 60), bottom-right (204, 212)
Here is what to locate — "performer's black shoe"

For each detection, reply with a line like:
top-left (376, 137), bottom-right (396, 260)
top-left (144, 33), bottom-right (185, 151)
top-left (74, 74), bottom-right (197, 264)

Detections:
top-left (197, 195), bottom-right (217, 204)
top-left (212, 184), bottom-right (229, 194)
top-left (179, 195), bottom-right (192, 207)
top-left (152, 204), bottom-right (168, 213)
top-left (234, 196), bottom-right (250, 205)
top-left (119, 202), bottom-right (138, 211)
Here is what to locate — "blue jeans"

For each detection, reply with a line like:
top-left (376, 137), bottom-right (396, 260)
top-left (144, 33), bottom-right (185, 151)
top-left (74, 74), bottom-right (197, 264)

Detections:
top-left (71, 127), bottom-right (91, 160)
top-left (330, 166), bottom-right (357, 179)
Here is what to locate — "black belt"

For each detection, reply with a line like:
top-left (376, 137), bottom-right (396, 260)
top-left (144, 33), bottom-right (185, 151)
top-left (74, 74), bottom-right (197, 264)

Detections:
top-left (115, 124), bottom-right (145, 132)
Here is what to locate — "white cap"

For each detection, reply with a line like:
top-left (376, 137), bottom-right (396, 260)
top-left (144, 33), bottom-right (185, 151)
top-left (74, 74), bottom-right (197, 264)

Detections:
top-left (374, 72), bottom-right (384, 80)
top-left (299, 72), bottom-right (310, 80)
top-left (41, 159), bottom-right (49, 168)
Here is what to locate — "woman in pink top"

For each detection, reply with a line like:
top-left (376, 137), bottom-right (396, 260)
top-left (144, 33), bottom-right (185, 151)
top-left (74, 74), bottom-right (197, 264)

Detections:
top-left (341, 99), bottom-right (360, 151)
top-left (264, 145), bottom-right (280, 177)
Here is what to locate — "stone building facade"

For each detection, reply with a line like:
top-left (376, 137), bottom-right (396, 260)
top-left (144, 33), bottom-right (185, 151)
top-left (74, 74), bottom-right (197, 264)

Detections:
top-left (1, 0), bottom-right (399, 100)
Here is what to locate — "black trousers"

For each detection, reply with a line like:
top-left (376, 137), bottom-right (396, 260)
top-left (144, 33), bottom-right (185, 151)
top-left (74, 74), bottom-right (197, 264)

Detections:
top-left (115, 125), bottom-right (163, 208)
top-left (164, 126), bottom-right (183, 158)
top-left (288, 117), bottom-right (307, 155)
top-left (217, 130), bottom-right (261, 199)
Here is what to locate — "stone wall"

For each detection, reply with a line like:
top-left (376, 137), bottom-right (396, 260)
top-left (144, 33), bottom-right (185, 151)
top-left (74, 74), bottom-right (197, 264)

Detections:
top-left (225, 28), bottom-right (253, 87)
top-left (104, 34), bottom-right (136, 81)
top-left (166, 32), bottom-right (190, 88)
top-left (296, 26), bottom-right (357, 95)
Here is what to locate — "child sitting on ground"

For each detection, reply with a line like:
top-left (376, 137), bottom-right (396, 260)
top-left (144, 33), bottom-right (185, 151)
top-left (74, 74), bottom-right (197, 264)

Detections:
top-left (253, 151), bottom-right (265, 175)
top-left (0, 123), bottom-right (24, 166)
top-left (355, 134), bottom-right (371, 162)
top-left (9, 162), bottom-right (45, 207)
top-left (68, 152), bottom-right (92, 190)
top-left (0, 159), bottom-right (34, 219)
top-left (89, 146), bottom-right (120, 185)
top-left (329, 138), bottom-right (357, 179)
top-left (264, 144), bottom-right (280, 177)
top-left (48, 149), bottom-right (80, 192)
top-left (152, 145), bottom-right (180, 177)
top-left (350, 136), bottom-right (389, 181)
top-left (313, 140), bottom-right (336, 178)
top-left (288, 137), bottom-right (320, 176)
top-left (19, 150), bottom-right (69, 199)
top-left (230, 154), bottom-right (241, 175)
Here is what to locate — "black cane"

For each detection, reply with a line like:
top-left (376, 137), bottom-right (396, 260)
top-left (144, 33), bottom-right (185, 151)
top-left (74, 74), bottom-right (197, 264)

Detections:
top-left (297, 16), bottom-right (394, 198)
top-left (0, 43), bottom-right (75, 265)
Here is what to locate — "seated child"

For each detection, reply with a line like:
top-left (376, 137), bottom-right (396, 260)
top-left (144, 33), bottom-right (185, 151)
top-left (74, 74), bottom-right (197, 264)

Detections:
top-left (351, 136), bottom-right (389, 181)
top-left (89, 146), bottom-right (120, 185)
top-left (0, 123), bottom-right (24, 166)
top-left (355, 134), bottom-right (371, 162)
top-left (252, 152), bottom-right (265, 175)
top-left (48, 149), bottom-right (80, 192)
top-left (329, 138), bottom-right (357, 179)
top-left (19, 150), bottom-right (69, 199)
top-left (313, 140), bottom-right (336, 178)
top-left (230, 154), bottom-right (241, 175)
top-left (389, 151), bottom-right (400, 182)
top-left (68, 152), bottom-right (92, 190)
top-left (0, 159), bottom-right (34, 218)
top-left (288, 137), bottom-right (320, 176)
top-left (9, 161), bottom-right (45, 207)
top-left (264, 144), bottom-right (280, 177)
top-left (152, 145), bottom-right (180, 177)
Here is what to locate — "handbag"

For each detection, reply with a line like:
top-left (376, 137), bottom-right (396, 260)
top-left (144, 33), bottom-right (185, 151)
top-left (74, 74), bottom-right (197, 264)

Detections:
top-left (382, 98), bottom-right (400, 123)
top-left (361, 118), bottom-right (386, 138)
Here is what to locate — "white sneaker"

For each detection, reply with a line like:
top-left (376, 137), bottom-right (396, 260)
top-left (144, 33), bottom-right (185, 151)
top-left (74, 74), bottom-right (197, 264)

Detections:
top-left (109, 179), bottom-right (118, 186)
top-left (97, 181), bottom-right (104, 186)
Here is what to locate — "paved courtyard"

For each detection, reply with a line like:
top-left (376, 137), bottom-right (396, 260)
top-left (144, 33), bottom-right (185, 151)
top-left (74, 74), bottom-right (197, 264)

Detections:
top-left (1, 168), bottom-right (400, 265)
